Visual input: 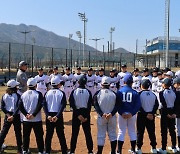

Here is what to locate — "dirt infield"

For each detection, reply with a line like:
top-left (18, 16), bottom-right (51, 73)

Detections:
top-left (0, 87), bottom-right (175, 154)
top-left (0, 111), bottom-right (174, 154)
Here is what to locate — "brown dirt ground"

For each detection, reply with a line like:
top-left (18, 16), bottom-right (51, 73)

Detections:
top-left (0, 87), bottom-right (175, 154)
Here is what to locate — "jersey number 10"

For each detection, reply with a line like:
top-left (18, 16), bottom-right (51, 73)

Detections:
top-left (122, 92), bottom-right (132, 103)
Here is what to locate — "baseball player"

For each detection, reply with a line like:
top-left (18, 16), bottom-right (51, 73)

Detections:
top-left (117, 64), bottom-right (131, 89)
top-left (74, 67), bottom-right (83, 89)
top-left (34, 68), bottom-right (49, 96)
top-left (164, 71), bottom-right (174, 79)
top-left (151, 67), bottom-right (159, 93)
top-left (109, 69), bottom-right (119, 92)
top-left (94, 76), bottom-right (120, 154)
top-left (173, 78), bottom-right (180, 152)
top-left (19, 78), bottom-right (44, 154)
top-left (69, 75), bottom-right (93, 154)
top-left (50, 66), bottom-right (63, 80)
top-left (136, 79), bottom-right (159, 154)
top-left (132, 68), bottom-right (142, 92)
top-left (43, 77), bottom-right (68, 154)
top-left (0, 80), bottom-right (22, 153)
top-left (141, 68), bottom-right (152, 82)
top-left (158, 78), bottom-right (177, 153)
top-left (175, 70), bottom-right (180, 78)
top-left (62, 67), bottom-right (76, 100)
top-left (162, 67), bottom-right (171, 79)
top-left (16, 61), bottom-right (28, 94)
top-left (86, 68), bottom-right (96, 96)
top-left (117, 74), bottom-right (141, 154)
top-left (95, 68), bottom-right (106, 91)
top-left (94, 68), bottom-right (99, 77)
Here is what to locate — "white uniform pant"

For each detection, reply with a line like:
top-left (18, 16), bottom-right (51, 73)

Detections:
top-left (154, 92), bottom-right (162, 109)
top-left (64, 86), bottom-right (74, 100)
top-left (117, 114), bottom-right (137, 141)
top-left (86, 86), bottom-right (96, 96)
top-left (97, 115), bottom-right (117, 146)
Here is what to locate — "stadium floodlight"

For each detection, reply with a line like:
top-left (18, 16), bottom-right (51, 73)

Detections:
top-left (78, 12), bottom-right (88, 66)
top-left (17, 30), bottom-right (35, 60)
top-left (89, 38), bottom-right (104, 67)
top-left (110, 27), bottom-right (115, 52)
top-left (76, 31), bottom-right (82, 66)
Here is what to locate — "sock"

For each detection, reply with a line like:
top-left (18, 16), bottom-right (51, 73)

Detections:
top-left (130, 140), bottom-right (136, 152)
top-left (110, 140), bottom-right (117, 154)
top-left (97, 145), bottom-right (103, 154)
top-left (117, 141), bottom-right (124, 154)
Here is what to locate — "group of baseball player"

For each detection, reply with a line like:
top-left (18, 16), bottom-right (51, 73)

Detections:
top-left (0, 60), bottom-right (180, 154)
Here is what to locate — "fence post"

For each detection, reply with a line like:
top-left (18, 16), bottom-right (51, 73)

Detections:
top-left (89, 51), bottom-right (90, 67)
top-left (8, 42), bottom-right (11, 80)
top-left (71, 49), bottom-right (72, 69)
top-left (133, 54), bottom-right (136, 69)
top-left (66, 49), bottom-right (67, 67)
top-left (51, 48), bottom-right (54, 68)
top-left (103, 45), bottom-right (105, 71)
top-left (32, 45), bottom-right (34, 76)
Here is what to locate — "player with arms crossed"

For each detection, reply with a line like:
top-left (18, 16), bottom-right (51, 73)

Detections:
top-left (117, 74), bottom-right (141, 154)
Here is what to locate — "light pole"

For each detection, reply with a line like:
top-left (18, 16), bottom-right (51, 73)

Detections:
top-left (78, 12), bottom-right (88, 66)
top-left (110, 27), bottom-right (115, 52)
top-left (68, 34), bottom-right (73, 67)
top-left (76, 31), bottom-right (82, 66)
top-left (17, 30), bottom-right (35, 60)
top-left (89, 38), bottom-right (104, 67)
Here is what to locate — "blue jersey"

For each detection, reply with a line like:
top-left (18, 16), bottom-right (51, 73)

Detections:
top-left (117, 85), bottom-right (141, 116)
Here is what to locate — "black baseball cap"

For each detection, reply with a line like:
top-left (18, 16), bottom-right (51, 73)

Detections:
top-left (133, 68), bottom-right (139, 72)
top-left (112, 68), bottom-right (117, 71)
top-left (157, 72), bottom-right (163, 76)
top-left (141, 79), bottom-right (151, 89)
top-left (162, 67), bottom-right (171, 72)
top-left (152, 67), bottom-right (159, 72)
top-left (38, 68), bottom-right (43, 71)
top-left (78, 75), bottom-right (87, 85)
top-left (88, 67), bottom-right (93, 71)
top-left (66, 67), bottom-right (70, 70)
top-left (163, 78), bottom-right (172, 87)
top-left (121, 64), bottom-right (127, 68)
top-left (77, 67), bottom-right (81, 70)
top-left (53, 66), bottom-right (58, 70)
top-left (110, 69), bottom-right (115, 72)
top-left (99, 68), bottom-right (105, 72)
top-left (142, 68), bottom-right (149, 72)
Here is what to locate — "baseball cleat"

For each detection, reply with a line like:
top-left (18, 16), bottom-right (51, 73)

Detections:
top-left (157, 148), bottom-right (167, 154)
top-left (150, 148), bottom-right (157, 153)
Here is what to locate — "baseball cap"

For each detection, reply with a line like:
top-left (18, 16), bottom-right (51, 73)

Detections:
top-left (101, 76), bottom-right (111, 86)
top-left (162, 67), bottom-right (171, 72)
top-left (77, 67), bottom-right (81, 70)
top-left (53, 66), bottom-right (58, 70)
top-left (157, 72), bottom-right (163, 76)
top-left (51, 77), bottom-right (61, 86)
top-left (78, 75), bottom-right (87, 85)
top-left (152, 67), bottom-right (159, 72)
top-left (66, 67), bottom-right (71, 70)
top-left (19, 61), bottom-right (27, 67)
top-left (38, 68), bottom-right (43, 71)
top-left (173, 78), bottom-right (180, 84)
top-left (110, 69), bottom-right (115, 72)
top-left (88, 67), bottom-right (93, 71)
top-left (124, 74), bottom-right (133, 84)
top-left (95, 68), bottom-right (99, 71)
top-left (133, 68), bottom-right (139, 72)
top-left (175, 70), bottom-right (180, 78)
top-left (112, 68), bottom-right (117, 71)
top-left (7, 80), bottom-right (20, 88)
top-left (165, 71), bottom-right (173, 77)
top-left (99, 68), bottom-right (105, 72)
top-left (141, 79), bottom-right (151, 89)
top-left (121, 64), bottom-right (127, 68)
top-left (163, 78), bottom-right (172, 87)
top-left (27, 78), bottom-right (37, 87)
top-left (142, 68), bottom-right (149, 72)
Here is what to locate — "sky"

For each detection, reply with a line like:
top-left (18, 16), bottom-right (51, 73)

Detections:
top-left (0, 0), bottom-right (180, 53)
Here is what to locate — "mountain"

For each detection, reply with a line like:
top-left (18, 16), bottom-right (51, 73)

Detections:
top-left (0, 23), bottom-right (96, 51)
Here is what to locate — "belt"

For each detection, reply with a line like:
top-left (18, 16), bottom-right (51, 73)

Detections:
top-left (65, 86), bottom-right (73, 88)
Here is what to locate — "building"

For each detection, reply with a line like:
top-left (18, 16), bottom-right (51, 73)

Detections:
top-left (144, 36), bottom-right (180, 68)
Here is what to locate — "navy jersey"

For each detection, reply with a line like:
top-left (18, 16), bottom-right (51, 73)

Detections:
top-left (117, 85), bottom-right (141, 116)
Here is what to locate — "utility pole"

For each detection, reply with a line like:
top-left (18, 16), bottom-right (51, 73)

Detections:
top-left (110, 27), bottom-right (115, 52)
top-left (78, 12), bottom-right (88, 67)
top-left (76, 31), bottom-right (82, 66)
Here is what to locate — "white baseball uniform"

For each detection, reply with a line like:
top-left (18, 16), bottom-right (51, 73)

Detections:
top-left (132, 75), bottom-right (142, 92)
top-left (109, 76), bottom-right (119, 93)
top-left (86, 74), bottom-right (96, 96)
top-left (118, 72), bottom-right (131, 89)
top-left (74, 73), bottom-right (83, 89)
